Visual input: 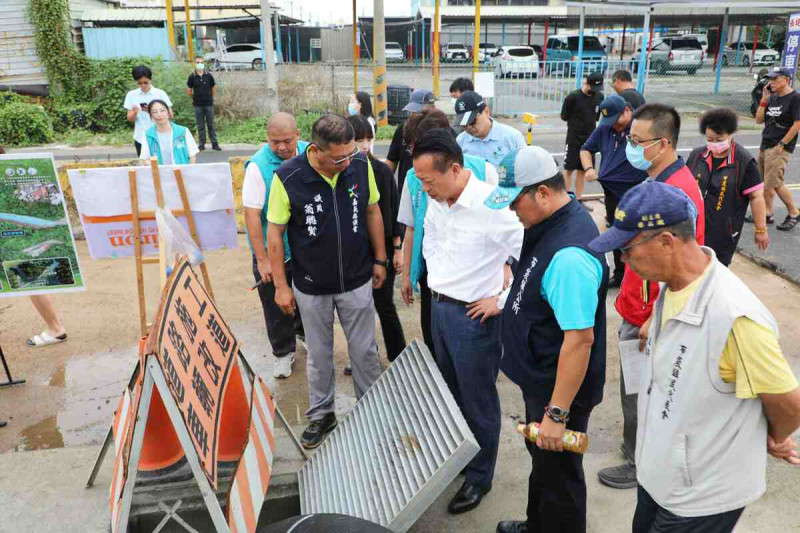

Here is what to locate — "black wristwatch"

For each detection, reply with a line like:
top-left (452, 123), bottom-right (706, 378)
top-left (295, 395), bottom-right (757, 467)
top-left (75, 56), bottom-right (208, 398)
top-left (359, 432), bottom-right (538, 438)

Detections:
top-left (393, 244), bottom-right (402, 250)
top-left (545, 404), bottom-right (570, 424)
top-left (374, 259), bottom-right (389, 268)
top-left (779, 141), bottom-right (788, 148)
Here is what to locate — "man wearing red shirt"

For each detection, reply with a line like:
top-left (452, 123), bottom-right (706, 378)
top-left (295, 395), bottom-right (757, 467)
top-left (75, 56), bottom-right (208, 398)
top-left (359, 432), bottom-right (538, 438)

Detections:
top-left (598, 103), bottom-right (705, 489)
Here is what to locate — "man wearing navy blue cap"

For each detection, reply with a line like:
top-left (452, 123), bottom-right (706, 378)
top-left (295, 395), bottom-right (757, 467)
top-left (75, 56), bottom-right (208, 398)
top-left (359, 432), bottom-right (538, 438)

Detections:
top-left (579, 93), bottom-right (648, 288)
top-left (487, 146), bottom-right (608, 533)
top-left (454, 90), bottom-right (526, 168)
top-left (589, 180), bottom-right (800, 533)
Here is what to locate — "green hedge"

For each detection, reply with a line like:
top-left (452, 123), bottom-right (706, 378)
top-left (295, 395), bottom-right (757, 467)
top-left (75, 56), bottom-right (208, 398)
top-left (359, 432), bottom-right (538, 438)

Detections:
top-left (0, 103), bottom-right (54, 145)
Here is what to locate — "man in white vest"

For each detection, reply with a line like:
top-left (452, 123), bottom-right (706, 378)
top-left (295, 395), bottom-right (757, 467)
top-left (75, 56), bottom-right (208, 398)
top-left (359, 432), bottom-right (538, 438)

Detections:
top-left (589, 180), bottom-right (800, 532)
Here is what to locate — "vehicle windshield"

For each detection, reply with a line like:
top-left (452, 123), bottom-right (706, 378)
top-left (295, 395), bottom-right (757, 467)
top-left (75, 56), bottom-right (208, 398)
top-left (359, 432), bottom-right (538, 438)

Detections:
top-left (508, 48), bottom-right (534, 57)
top-left (671, 38), bottom-right (702, 50)
top-left (386, 43), bottom-right (401, 49)
top-left (567, 36), bottom-right (604, 51)
top-left (744, 42), bottom-right (770, 50)
top-left (449, 43), bottom-right (467, 49)
top-left (480, 43), bottom-right (496, 49)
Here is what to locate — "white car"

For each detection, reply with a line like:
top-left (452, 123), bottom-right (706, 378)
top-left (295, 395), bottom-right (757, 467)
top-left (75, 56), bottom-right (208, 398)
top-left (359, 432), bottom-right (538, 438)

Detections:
top-left (385, 42), bottom-right (405, 62)
top-left (492, 45), bottom-right (539, 78)
top-left (206, 43), bottom-right (279, 70)
top-left (722, 42), bottom-right (780, 67)
top-left (443, 42), bottom-right (470, 62)
top-left (478, 42), bottom-right (499, 63)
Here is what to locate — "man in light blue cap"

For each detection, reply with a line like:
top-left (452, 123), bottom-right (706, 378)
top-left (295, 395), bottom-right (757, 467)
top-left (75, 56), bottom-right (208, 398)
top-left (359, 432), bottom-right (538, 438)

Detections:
top-left (489, 146), bottom-right (608, 533)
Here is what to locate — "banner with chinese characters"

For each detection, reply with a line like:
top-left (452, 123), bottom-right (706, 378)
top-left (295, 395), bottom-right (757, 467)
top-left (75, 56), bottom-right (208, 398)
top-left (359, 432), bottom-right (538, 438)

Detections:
top-left (782, 13), bottom-right (800, 86)
top-left (0, 153), bottom-right (85, 297)
top-left (155, 258), bottom-right (238, 487)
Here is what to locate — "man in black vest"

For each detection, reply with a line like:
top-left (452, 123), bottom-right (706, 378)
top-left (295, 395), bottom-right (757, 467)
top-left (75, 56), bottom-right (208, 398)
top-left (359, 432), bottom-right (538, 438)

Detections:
top-left (485, 146), bottom-right (609, 533)
top-left (266, 114), bottom-right (389, 449)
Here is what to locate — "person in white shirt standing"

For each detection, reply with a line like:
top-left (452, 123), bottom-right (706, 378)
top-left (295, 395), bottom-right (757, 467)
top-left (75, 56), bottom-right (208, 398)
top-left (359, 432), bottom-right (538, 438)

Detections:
top-left (413, 129), bottom-right (523, 514)
top-left (123, 65), bottom-right (173, 157)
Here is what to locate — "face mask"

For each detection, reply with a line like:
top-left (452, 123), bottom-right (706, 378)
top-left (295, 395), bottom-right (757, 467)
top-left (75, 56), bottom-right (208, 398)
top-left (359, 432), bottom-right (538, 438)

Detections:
top-left (706, 139), bottom-right (730, 154)
top-left (195, 63), bottom-right (205, 70)
top-left (347, 103), bottom-right (359, 116)
top-left (451, 97), bottom-right (458, 106)
top-left (626, 141), bottom-right (657, 171)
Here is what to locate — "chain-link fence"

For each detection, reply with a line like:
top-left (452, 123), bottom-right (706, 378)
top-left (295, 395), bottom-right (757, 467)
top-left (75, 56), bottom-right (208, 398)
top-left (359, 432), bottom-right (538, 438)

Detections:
top-left (211, 59), bottom-right (765, 120)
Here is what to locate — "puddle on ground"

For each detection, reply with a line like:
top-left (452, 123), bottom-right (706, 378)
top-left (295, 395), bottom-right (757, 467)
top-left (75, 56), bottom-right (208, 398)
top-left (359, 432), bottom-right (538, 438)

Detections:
top-left (18, 416), bottom-right (64, 450)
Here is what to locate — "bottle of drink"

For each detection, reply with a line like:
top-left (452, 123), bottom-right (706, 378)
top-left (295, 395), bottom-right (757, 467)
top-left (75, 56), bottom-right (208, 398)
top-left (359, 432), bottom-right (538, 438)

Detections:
top-left (516, 422), bottom-right (589, 454)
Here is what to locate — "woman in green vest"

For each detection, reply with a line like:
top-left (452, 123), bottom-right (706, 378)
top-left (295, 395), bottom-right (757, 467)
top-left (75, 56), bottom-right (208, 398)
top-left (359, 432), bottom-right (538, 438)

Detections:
top-left (139, 99), bottom-right (199, 165)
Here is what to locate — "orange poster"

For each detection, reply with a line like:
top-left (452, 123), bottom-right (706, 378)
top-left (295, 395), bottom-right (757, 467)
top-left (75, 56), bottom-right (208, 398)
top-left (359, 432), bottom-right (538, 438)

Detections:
top-left (155, 259), bottom-right (238, 487)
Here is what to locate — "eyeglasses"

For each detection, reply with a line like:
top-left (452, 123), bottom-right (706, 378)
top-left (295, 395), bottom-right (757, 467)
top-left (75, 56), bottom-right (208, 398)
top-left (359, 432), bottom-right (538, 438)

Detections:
top-left (625, 135), bottom-right (663, 148)
top-left (620, 231), bottom-right (671, 254)
top-left (319, 147), bottom-right (361, 166)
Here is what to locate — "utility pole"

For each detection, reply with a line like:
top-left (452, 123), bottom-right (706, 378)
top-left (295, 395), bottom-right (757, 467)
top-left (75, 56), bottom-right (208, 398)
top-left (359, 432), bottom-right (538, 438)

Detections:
top-left (353, 0), bottom-right (359, 92)
top-left (274, 8), bottom-right (283, 63)
top-left (165, 0), bottom-right (177, 54)
top-left (184, 0), bottom-right (195, 61)
top-left (260, 0), bottom-right (279, 113)
top-left (432, 0), bottom-right (440, 97)
top-left (472, 0), bottom-right (481, 80)
top-left (373, 0), bottom-right (388, 125)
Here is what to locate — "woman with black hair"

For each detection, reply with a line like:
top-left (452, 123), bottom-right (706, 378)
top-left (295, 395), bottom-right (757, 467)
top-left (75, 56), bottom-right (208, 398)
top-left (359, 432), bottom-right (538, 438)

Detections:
top-left (346, 114), bottom-right (406, 365)
top-left (138, 99), bottom-right (199, 165)
top-left (348, 92), bottom-right (376, 139)
top-left (123, 65), bottom-right (173, 157)
top-left (687, 107), bottom-right (769, 266)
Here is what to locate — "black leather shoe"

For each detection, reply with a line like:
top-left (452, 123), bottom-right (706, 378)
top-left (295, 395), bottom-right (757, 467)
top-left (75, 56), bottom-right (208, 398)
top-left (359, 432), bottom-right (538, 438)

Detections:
top-left (447, 482), bottom-right (491, 514)
top-left (212, 143), bottom-right (222, 151)
top-left (497, 521), bottom-right (527, 533)
top-left (198, 144), bottom-right (205, 151)
top-left (301, 413), bottom-right (337, 449)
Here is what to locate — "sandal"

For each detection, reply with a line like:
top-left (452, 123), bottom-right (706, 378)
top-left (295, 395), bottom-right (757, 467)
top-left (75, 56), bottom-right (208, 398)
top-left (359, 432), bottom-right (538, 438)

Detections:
top-left (744, 213), bottom-right (774, 224)
top-left (26, 331), bottom-right (67, 347)
top-left (777, 215), bottom-right (800, 231)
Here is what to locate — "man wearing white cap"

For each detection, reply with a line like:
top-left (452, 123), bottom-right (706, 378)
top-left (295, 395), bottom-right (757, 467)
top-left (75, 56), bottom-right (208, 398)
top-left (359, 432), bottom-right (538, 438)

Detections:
top-left (486, 146), bottom-right (609, 533)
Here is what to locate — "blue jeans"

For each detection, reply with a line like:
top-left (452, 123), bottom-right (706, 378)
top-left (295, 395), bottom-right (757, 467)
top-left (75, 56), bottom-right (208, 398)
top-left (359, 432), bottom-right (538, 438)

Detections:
top-left (431, 298), bottom-right (501, 488)
top-left (633, 485), bottom-right (744, 533)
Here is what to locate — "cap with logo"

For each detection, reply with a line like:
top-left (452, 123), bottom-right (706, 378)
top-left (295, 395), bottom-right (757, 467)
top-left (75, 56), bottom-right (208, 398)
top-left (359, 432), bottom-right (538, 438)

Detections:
top-left (587, 72), bottom-right (604, 87)
top-left (403, 89), bottom-right (437, 112)
top-left (598, 94), bottom-right (629, 127)
top-left (766, 67), bottom-right (794, 79)
top-left (453, 90), bottom-right (487, 127)
top-left (588, 180), bottom-right (696, 253)
top-left (484, 146), bottom-right (560, 210)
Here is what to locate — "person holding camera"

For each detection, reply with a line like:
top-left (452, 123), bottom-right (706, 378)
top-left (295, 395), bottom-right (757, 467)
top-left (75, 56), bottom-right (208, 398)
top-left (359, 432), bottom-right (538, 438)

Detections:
top-left (754, 67), bottom-right (800, 231)
top-left (123, 65), bottom-right (173, 157)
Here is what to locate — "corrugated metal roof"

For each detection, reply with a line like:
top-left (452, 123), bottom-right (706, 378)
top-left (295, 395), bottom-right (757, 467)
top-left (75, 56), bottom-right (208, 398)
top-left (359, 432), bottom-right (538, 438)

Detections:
top-left (419, 5), bottom-right (568, 19)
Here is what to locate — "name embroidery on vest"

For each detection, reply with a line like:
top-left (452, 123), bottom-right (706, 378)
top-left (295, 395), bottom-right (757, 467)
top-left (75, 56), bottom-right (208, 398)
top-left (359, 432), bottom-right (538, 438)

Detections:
top-left (662, 345), bottom-right (686, 420)
top-left (304, 194), bottom-right (325, 237)
top-left (349, 184), bottom-right (360, 233)
top-left (511, 256), bottom-right (538, 315)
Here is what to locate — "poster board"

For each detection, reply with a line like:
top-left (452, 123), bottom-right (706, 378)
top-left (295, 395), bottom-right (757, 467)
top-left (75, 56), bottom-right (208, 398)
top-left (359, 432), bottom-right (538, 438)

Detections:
top-left (0, 153), bottom-right (85, 297)
top-left (154, 259), bottom-right (239, 487)
top-left (782, 13), bottom-right (800, 86)
top-left (67, 163), bottom-right (237, 260)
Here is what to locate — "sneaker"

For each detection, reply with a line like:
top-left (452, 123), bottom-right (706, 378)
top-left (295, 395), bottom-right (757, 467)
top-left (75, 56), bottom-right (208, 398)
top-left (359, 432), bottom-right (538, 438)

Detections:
top-left (272, 352), bottom-right (295, 379)
top-left (296, 333), bottom-right (307, 351)
top-left (301, 413), bottom-right (337, 449)
top-left (212, 144), bottom-right (222, 151)
top-left (776, 214), bottom-right (800, 231)
top-left (597, 463), bottom-right (637, 489)
top-left (343, 366), bottom-right (352, 376)
top-left (198, 144), bottom-right (205, 151)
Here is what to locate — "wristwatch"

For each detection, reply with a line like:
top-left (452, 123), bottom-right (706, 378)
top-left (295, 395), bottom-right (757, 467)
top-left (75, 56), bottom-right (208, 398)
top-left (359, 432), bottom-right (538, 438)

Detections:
top-left (779, 141), bottom-right (788, 148)
top-left (545, 404), bottom-right (570, 424)
top-left (374, 258), bottom-right (389, 268)
top-left (393, 244), bottom-right (402, 250)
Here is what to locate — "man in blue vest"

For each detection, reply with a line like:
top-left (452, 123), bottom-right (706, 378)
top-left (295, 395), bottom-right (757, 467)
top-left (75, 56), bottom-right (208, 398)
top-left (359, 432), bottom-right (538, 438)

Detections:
top-left (266, 114), bottom-right (388, 449)
top-left (243, 112), bottom-right (307, 379)
top-left (486, 146), bottom-right (609, 533)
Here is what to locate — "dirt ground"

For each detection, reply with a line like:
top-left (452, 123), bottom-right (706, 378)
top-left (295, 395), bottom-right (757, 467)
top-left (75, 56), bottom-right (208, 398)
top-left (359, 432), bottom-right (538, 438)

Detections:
top-left (2, 203), bottom-right (800, 531)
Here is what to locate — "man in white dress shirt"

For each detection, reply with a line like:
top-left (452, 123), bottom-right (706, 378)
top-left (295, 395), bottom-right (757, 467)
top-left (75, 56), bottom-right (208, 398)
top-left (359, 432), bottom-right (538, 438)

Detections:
top-left (413, 128), bottom-right (524, 514)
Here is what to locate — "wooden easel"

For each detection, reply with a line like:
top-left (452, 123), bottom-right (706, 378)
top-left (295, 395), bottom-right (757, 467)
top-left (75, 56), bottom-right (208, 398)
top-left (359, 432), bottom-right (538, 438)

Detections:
top-left (129, 158), bottom-right (215, 336)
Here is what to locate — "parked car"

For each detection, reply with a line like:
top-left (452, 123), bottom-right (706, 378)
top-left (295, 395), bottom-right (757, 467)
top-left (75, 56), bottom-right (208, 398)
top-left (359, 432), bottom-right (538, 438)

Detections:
top-left (206, 43), bottom-right (278, 70)
top-left (545, 35), bottom-right (608, 74)
top-left (531, 44), bottom-right (544, 59)
top-left (385, 42), bottom-right (405, 62)
top-left (720, 42), bottom-right (780, 67)
top-left (492, 45), bottom-right (539, 78)
top-left (636, 37), bottom-right (703, 75)
top-left (478, 42), bottom-right (499, 62)
top-left (682, 33), bottom-right (710, 55)
top-left (443, 42), bottom-right (469, 62)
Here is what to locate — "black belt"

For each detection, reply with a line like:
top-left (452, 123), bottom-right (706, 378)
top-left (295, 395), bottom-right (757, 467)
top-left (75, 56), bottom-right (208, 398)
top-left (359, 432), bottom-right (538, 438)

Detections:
top-left (430, 289), bottom-right (469, 307)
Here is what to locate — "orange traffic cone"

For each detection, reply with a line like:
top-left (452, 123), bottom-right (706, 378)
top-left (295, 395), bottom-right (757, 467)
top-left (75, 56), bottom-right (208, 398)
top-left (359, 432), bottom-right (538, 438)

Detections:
top-left (216, 362), bottom-right (250, 463)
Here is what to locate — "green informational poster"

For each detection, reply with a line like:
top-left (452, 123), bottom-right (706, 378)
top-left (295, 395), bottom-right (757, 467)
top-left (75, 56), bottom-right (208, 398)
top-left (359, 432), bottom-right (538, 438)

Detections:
top-left (0, 153), bottom-right (85, 297)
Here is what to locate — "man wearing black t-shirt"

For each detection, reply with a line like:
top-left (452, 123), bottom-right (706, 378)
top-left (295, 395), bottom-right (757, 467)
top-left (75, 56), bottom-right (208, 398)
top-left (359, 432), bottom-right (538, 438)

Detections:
top-left (755, 67), bottom-right (800, 231)
top-left (386, 89), bottom-right (436, 193)
top-left (560, 72), bottom-right (604, 210)
top-left (186, 55), bottom-right (220, 151)
top-left (611, 69), bottom-right (645, 110)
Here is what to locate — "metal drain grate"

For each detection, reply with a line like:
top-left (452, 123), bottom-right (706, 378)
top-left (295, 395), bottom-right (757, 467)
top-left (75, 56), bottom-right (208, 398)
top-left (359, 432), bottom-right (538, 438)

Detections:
top-left (298, 340), bottom-right (480, 532)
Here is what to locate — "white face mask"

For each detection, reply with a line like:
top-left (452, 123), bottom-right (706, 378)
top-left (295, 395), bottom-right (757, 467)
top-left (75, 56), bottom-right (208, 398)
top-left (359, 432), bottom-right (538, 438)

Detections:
top-left (195, 63), bottom-right (205, 71)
